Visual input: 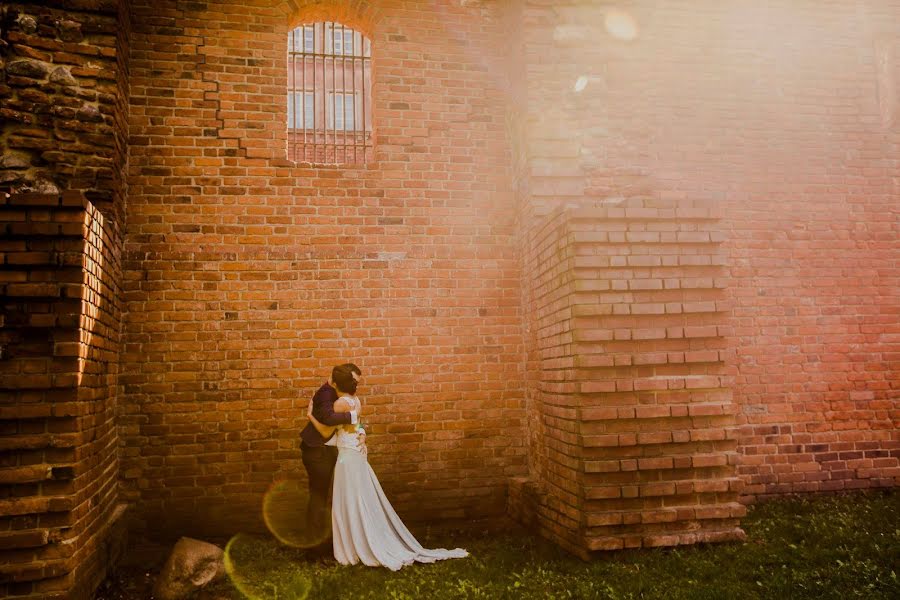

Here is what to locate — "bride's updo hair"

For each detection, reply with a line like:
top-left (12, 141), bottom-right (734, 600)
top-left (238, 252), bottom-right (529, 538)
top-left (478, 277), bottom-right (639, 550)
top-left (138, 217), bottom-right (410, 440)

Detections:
top-left (332, 363), bottom-right (361, 395)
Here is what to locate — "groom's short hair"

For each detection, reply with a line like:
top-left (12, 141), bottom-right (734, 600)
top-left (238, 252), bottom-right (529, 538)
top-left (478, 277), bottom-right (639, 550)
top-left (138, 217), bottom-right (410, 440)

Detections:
top-left (332, 363), bottom-right (361, 394)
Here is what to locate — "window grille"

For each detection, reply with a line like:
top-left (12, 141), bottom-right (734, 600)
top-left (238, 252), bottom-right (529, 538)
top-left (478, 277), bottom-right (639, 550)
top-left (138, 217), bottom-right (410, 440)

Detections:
top-left (287, 22), bottom-right (372, 165)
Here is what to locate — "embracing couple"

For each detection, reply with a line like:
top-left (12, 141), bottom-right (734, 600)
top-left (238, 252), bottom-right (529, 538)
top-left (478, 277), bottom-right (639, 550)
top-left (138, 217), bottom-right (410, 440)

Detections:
top-left (299, 363), bottom-right (468, 570)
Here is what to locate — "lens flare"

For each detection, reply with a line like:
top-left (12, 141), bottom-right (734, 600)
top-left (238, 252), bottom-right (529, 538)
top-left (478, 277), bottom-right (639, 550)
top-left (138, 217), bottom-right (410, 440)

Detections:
top-left (605, 9), bottom-right (638, 41)
top-left (224, 534), bottom-right (312, 600)
top-left (261, 479), bottom-right (330, 548)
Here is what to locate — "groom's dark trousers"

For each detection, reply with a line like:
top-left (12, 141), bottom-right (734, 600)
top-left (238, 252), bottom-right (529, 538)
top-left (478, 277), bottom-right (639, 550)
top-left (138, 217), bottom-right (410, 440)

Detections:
top-left (300, 443), bottom-right (337, 537)
top-left (300, 382), bottom-right (354, 544)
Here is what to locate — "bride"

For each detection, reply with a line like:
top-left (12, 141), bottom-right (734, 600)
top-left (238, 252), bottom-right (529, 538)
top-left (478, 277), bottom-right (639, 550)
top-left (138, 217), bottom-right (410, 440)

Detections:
top-left (305, 368), bottom-right (468, 570)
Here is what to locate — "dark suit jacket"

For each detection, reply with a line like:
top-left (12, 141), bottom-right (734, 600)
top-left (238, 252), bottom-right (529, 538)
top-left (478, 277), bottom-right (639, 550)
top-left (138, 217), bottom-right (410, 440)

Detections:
top-left (300, 382), bottom-right (353, 447)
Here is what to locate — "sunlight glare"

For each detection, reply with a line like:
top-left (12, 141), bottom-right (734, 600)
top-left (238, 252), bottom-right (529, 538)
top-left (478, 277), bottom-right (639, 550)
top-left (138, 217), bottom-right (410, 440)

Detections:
top-left (262, 479), bottom-right (331, 548)
top-left (605, 9), bottom-right (638, 41)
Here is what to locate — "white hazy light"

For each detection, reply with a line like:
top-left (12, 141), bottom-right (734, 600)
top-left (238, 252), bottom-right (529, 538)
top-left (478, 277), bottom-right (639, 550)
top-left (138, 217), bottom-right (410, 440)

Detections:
top-left (605, 9), bottom-right (638, 41)
top-left (574, 76), bottom-right (589, 92)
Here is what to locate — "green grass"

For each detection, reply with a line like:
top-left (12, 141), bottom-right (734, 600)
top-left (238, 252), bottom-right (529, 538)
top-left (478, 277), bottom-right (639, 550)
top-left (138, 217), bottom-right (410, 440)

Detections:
top-left (114, 489), bottom-right (900, 600)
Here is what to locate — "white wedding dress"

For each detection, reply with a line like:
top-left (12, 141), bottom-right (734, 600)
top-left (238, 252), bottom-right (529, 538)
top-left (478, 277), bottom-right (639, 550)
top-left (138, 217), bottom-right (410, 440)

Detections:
top-left (327, 395), bottom-right (468, 570)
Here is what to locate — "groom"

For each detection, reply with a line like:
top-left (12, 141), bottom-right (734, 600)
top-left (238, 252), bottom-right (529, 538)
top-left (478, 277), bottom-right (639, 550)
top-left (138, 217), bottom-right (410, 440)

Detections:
top-left (300, 363), bottom-right (362, 551)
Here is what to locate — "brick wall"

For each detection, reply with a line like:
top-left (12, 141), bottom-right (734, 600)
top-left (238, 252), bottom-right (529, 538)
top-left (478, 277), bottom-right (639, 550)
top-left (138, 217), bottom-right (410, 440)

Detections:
top-left (511, 0), bottom-right (898, 554)
top-left (121, 0), bottom-right (527, 537)
top-left (717, 2), bottom-right (900, 500)
top-left (515, 196), bottom-right (746, 555)
top-left (0, 192), bottom-right (125, 599)
top-left (571, 202), bottom-right (744, 551)
top-left (510, 0), bottom-right (900, 551)
top-left (1, 0), bottom-right (896, 589)
top-left (518, 207), bottom-right (583, 554)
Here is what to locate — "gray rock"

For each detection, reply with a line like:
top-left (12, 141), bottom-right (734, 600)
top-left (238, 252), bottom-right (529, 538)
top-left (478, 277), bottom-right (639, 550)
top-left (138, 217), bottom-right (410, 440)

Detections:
top-left (30, 177), bottom-right (61, 194)
top-left (57, 19), bottom-right (84, 43)
top-left (16, 14), bottom-right (37, 34)
top-left (152, 537), bottom-right (226, 600)
top-left (50, 66), bottom-right (77, 86)
top-left (7, 59), bottom-right (49, 80)
top-left (15, 176), bottom-right (60, 194)
top-left (77, 104), bottom-right (103, 122)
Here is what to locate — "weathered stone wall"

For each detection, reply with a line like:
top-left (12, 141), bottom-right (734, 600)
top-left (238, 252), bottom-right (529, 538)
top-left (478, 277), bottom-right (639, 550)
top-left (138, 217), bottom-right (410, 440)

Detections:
top-left (0, 0), bottom-right (127, 221)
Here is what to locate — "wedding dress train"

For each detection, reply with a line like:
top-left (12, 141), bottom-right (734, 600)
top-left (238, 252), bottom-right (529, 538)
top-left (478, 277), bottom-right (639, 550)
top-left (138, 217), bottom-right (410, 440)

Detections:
top-left (328, 396), bottom-right (468, 570)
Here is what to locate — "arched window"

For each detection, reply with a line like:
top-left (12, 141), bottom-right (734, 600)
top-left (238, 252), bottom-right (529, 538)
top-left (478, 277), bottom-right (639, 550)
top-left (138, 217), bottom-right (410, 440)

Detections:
top-left (287, 22), bottom-right (373, 165)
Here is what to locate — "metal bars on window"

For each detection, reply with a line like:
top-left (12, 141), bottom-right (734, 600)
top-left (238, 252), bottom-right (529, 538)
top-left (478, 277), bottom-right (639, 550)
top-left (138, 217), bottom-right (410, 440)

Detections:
top-left (287, 22), bottom-right (372, 165)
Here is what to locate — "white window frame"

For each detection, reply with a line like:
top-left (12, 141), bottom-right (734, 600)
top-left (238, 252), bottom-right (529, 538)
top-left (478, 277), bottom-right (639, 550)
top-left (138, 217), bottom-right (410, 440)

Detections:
top-left (327, 92), bottom-right (357, 131)
top-left (331, 26), bottom-right (355, 55)
top-left (289, 26), bottom-right (315, 53)
top-left (343, 29), bottom-right (354, 55)
top-left (287, 91), bottom-right (315, 130)
top-left (332, 27), bottom-right (343, 55)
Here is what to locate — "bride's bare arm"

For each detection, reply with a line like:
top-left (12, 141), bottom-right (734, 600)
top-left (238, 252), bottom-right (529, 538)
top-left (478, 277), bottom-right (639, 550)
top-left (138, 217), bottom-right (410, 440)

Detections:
top-left (306, 400), bottom-right (338, 438)
top-left (334, 397), bottom-right (367, 454)
top-left (334, 397), bottom-right (354, 412)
